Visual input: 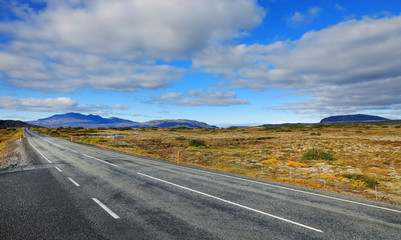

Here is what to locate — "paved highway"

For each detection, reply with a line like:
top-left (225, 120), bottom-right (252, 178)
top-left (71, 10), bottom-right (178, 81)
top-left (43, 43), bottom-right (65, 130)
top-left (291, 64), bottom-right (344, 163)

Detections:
top-left (1, 128), bottom-right (400, 239)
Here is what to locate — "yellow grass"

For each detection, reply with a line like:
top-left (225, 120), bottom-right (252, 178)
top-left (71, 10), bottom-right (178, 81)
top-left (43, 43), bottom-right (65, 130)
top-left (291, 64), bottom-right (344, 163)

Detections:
top-left (0, 128), bottom-right (22, 164)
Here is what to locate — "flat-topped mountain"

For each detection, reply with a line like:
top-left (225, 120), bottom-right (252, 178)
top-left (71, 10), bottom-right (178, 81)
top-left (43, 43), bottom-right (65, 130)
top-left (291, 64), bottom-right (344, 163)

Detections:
top-left (320, 114), bottom-right (389, 123)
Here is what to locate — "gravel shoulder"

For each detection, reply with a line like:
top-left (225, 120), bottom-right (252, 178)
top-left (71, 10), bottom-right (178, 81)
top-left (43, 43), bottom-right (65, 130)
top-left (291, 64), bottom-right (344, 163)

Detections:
top-left (0, 137), bottom-right (43, 173)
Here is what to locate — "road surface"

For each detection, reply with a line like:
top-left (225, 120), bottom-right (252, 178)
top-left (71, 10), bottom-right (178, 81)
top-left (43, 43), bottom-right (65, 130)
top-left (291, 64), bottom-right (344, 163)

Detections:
top-left (1, 128), bottom-right (400, 239)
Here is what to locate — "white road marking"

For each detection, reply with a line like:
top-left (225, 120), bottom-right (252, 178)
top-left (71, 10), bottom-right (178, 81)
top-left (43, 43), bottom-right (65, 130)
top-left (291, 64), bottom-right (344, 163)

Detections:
top-left (92, 198), bottom-right (120, 219)
top-left (55, 167), bottom-right (62, 172)
top-left (27, 138), bottom-right (52, 164)
top-left (83, 154), bottom-right (119, 167)
top-left (68, 177), bottom-right (80, 187)
top-left (137, 172), bottom-right (323, 233)
top-left (178, 165), bottom-right (401, 214)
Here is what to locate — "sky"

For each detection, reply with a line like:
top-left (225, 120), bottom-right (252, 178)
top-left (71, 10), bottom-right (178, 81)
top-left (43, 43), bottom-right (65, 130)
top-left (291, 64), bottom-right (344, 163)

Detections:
top-left (1, 0), bottom-right (401, 127)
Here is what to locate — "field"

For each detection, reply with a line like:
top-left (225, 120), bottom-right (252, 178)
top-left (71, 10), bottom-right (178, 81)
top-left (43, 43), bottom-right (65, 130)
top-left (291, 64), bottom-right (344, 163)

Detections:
top-left (0, 128), bottom-right (22, 164)
top-left (35, 124), bottom-right (401, 205)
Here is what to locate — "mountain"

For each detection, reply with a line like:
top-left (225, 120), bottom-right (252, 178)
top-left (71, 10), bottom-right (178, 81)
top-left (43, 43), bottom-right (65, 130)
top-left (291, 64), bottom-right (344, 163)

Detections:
top-left (0, 120), bottom-right (38, 128)
top-left (320, 114), bottom-right (389, 123)
top-left (28, 112), bottom-right (137, 128)
top-left (131, 119), bottom-right (217, 128)
top-left (28, 113), bottom-right (216, 128)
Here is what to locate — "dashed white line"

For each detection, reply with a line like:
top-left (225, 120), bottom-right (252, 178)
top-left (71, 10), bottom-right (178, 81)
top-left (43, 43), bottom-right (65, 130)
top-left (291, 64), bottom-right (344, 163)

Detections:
top-left (27, 138), bottom-right (52, 164)
top-left (92, 198), bottom-right (120, 219)
top-left (68, 177), bottom-right (80, 187)
top-left (83, 154), bottom-right (119, 167)
top-left (137, 172), bottom-right (323, 233)
top-left (55, 167), bottom-right (62, 172)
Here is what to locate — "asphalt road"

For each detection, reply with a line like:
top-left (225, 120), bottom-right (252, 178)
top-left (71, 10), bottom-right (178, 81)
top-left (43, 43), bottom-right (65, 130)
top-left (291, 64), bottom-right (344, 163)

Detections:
top-left (1, 128), bottom-right (400, 239)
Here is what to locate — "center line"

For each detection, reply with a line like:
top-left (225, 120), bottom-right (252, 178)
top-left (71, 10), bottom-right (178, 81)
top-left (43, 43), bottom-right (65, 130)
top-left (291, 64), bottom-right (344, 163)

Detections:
top-left (137, 172), bottom-right (323, 233)
top-left (68, 177), bottom-right (80, 187)
top-left (55, 167), bottom-right (62, 172)
top-left (92, 198), bottom-right (120, 219)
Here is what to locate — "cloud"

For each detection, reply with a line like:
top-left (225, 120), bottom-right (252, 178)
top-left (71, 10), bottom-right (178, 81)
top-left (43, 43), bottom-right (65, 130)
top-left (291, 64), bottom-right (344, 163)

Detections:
top-left (156, 92), bottom-right (184, 101)
top-left (155, 90), bottom-right (249, 106)
top-left (0, 96), bottom-right (78, 111)
top-left (335, 4), bottom-right (346, 11)
top-left (194, 14), bottom-right (401, 115)
top-left (0, 96), bottom-right (129, 113)
top-left (1, 0), bottom-right (264, 59)
top-left (0, 0), bottom-right (265, 93)
top-left (286, 7), bottom-right (322, 27)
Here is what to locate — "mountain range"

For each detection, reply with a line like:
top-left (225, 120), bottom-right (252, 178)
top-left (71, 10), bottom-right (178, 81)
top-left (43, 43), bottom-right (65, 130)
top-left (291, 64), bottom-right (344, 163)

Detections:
top-left (1, 113), bottom-right (397, 129)
top-left (27, 112), bottom-right (217, 128)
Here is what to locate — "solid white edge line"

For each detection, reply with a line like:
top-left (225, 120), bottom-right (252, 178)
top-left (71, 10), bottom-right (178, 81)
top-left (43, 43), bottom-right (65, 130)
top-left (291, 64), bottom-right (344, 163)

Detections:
top-left (92, 198), bottom-right (120, 219)
top-left (178, 165), bottom-right (401, 214)
top-left (137, 172), bottom-right (323, 233)
top-left (27, 138), bottom-right (52, 164)
top-left (83, 154), bottom-right (119, 167)
top-left (68, 177), bottom-right (80, 187)
top-left (55, 167), bottom-right (62, 172)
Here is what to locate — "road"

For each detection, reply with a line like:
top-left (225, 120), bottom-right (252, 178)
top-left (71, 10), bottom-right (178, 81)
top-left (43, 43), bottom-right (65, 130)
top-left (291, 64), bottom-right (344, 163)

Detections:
top-left (1, 128), bottom-right (400, 239)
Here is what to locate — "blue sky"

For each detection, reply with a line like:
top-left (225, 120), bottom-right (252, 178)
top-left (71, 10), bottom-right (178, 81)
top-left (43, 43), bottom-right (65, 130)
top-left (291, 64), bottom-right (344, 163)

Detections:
top-left (1, 0), bottom-right (401, 126)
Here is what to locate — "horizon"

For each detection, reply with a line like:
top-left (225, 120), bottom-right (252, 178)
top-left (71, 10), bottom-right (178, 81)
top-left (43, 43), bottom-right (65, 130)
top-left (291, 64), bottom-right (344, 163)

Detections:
top-left (22, 111), bottom-right (397, 128)
top-left (1, 1), bottom-right (401, 125)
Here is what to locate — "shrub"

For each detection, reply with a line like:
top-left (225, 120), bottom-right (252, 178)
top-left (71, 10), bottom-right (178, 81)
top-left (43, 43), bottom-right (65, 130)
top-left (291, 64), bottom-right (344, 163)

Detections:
top-left (310, 132), bottom-right (321, 136)
top-left (342, 173), bottom-right (378, 188)
top-left (302, 148), bottom-right (336, 161)
top-left (275, 128), bottom-right (292, 132)
top-left (80, 136), bottom-right (106, 144)
top-left (189, 139), bottom-right (206, 147)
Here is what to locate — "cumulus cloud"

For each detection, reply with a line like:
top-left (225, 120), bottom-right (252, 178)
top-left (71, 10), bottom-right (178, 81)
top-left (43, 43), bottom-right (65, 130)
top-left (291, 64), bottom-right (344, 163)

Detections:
top-left (0, 96), bottom-right (129, 113)
top-left (0, 96), bottom-right (78, 111)
top-left (0, 0), bottom-right (264, 93)
top-left (286, 7), bottom-right (322, 27)
top-left (1, 0), bottom-right (264, 59)
top-left (194, 15), bottom-right (401, 115)
top-left (155, 90), bottom-right (249, 106)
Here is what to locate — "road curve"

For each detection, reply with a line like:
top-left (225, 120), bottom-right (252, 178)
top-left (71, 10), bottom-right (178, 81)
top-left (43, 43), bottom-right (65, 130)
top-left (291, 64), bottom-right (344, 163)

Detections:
top-left (2, 128), bottom-right (400, 239)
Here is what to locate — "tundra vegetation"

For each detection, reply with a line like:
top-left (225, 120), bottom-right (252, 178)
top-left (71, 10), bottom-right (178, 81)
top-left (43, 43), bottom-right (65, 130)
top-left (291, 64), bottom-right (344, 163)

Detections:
top-left (33, 124), bottom-right (401, 205)
top-left (0, 128), bottom-right (22, 164)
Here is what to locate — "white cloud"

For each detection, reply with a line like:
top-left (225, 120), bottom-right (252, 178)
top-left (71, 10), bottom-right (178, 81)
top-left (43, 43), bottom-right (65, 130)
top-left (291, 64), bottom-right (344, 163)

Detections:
top-left (155, 90), bottom-right (249, 106)
top-left (0, 96), bottom-right (129, 113)
top-left (156, 92), bottom-right (184, 101)
top-left (0, 0), bottom-right (265, 93)
top-left (1, 0), bottom-right (264, 59)
top-left (335, 4), bottom-right (346, 11)
top-left (194, 15), bottom-right (401, 114)
top-left (0, 96), bottom-right (78, 111)
top-left (286, 7), bottom-right (322, 27)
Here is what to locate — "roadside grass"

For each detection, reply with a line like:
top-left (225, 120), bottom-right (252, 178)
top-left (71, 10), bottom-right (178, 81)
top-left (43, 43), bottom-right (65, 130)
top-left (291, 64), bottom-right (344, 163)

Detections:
top-left (36, 124), bottom-right (401, 205)
top-left (0, 128), bottom-right (22, 164)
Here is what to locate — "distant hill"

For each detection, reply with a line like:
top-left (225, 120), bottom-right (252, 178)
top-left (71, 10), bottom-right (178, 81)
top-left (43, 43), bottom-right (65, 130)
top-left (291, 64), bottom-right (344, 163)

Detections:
top-left (0, 120), bottom-right (38, 128)
top-left (28, 113), bottom-right (216, 128)
top-left (131, 119), bottom-right (217, 128)
top-left (320, 114), bottom-right (389, 123)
